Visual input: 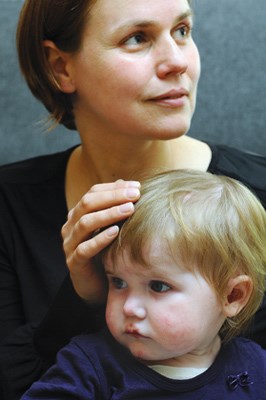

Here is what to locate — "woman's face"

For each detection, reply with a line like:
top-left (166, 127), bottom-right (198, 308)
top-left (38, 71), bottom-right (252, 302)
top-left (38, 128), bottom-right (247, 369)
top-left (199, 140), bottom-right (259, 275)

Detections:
top-left (70, 0), bottom-right (201, 141)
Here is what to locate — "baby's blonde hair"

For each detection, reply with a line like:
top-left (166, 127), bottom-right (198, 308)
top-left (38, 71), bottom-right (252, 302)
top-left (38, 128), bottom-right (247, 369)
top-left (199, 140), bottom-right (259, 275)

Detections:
top-left (106, 169), bottom-right (266, 342)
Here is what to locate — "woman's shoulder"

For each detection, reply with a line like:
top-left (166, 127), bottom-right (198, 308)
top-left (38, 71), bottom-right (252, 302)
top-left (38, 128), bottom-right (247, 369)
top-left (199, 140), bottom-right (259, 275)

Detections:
top-left (207, 143), bottom-right (266, 208)
top-left (0, 146), bottom-right (76, 185)
top-left (207, 143), bottom-right (266, 181)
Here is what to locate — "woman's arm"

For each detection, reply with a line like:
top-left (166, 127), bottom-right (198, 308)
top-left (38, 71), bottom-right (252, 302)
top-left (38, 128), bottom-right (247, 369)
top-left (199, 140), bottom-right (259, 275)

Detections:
top-left (0, 272), bottom-right (105, 400)
top-left (0, 179), bottom-right (139, 399)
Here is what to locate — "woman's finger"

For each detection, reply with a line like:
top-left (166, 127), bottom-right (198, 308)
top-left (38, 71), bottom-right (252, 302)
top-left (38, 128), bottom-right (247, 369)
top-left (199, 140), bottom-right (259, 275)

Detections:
top-left (66, 225), bottom-right (120, 301)
top-left (63, 202), bottom-right (135, 255)
top-left (66, 184), bottom-right (140, 228)
top-left (68, 225), bottom-right (119, 271)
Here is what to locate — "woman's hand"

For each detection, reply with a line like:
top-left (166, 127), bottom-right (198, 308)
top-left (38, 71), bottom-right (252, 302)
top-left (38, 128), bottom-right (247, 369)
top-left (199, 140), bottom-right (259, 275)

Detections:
top-left (61, 180), bottom-right (140, 304)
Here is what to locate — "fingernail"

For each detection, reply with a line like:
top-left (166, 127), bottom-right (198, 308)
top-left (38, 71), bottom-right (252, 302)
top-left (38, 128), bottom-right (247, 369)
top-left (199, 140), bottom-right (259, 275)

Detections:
top-left (119, 202), bottom-right (134, 213)
top-left (126, 188), bottom-right (140, 199)
top-left (107, 225), bottom-right (119, 237)
top-left (128, 181), bottom-right (141, 188)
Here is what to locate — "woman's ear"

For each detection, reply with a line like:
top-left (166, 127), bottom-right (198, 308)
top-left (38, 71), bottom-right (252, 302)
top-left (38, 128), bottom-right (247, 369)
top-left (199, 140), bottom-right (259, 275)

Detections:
top-left (223, 275), bottom-right (253, 317)
top-left (43, 40), bottom-right (76, 93)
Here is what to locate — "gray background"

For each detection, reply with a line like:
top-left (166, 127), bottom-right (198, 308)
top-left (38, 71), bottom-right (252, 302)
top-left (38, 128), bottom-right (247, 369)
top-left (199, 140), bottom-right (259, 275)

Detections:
top-left (0, 0), bottom-right (265, 165)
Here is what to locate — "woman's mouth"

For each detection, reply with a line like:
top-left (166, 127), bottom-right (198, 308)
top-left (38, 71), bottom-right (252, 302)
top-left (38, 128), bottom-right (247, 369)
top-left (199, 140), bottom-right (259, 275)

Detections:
top-left (149, 88), bottom-right (189, 108)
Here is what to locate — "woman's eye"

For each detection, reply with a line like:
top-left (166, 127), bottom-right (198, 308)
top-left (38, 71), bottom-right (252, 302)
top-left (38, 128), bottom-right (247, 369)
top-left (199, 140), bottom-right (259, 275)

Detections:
top-left (150, 281), bottom-right (171, 293)
top-left (123, 33), bottom-right (147, 46)
top-left (111, 277), bottom-right (127, 289)
top-left (173, 24), bottom-right (191, 41)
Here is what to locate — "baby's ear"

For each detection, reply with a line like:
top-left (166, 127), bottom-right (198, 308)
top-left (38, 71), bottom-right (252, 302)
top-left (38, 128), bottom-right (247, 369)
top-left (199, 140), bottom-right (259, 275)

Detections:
top-left (222, 275), bottom-right (253, 317)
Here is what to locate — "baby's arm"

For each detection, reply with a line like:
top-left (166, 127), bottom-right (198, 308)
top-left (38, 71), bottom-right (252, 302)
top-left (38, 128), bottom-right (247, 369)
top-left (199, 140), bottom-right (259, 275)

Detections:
top-left (21, 338), bottom-right (104, 399)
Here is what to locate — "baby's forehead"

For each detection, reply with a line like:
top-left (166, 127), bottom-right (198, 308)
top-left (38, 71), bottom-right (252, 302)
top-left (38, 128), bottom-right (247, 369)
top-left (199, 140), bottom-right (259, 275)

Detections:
top-left (104, 238), bottom-right (181, 273)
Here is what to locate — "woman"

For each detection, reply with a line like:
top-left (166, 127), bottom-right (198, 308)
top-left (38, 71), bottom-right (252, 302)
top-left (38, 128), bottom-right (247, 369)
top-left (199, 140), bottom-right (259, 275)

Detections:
top-left (0, 0), bottom-right (265, 398)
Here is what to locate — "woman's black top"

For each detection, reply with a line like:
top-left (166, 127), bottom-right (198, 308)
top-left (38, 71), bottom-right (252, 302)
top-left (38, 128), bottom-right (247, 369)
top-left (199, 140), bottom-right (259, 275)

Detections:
top-left (0, 143), bottom-right (265, 399)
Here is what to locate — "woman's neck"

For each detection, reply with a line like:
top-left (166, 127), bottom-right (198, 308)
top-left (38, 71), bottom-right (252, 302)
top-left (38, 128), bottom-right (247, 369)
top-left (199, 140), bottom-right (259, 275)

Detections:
top-left (65, 139), bottom-right (168, 209)
top-left (84, 138), bottom-right (175, 180)
top-left (65, 134), bottom-right (211, 210)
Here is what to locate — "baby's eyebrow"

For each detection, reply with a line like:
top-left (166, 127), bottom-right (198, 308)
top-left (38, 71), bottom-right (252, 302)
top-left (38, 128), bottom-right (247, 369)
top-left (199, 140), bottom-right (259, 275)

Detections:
top-left (104, 264), bottom-right (115, 275)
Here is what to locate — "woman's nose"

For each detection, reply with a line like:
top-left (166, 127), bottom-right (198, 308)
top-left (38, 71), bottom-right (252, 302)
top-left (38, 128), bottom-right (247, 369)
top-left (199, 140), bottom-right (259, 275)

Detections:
top-left (155, 37), bottom-right (188, 79)
top-left (123, 296), bottom-right (146, 319)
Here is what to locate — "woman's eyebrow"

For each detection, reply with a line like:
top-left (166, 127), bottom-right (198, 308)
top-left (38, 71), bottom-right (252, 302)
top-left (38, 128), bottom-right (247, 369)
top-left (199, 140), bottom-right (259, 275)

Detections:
top-left (113, 9), bottom-right (193, 32)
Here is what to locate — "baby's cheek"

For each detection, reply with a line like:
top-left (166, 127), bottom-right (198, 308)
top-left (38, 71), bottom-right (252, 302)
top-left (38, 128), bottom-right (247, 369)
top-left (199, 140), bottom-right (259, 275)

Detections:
top-left (155, 313), bottom-right (193, 345)
top-left (105, 306), bottom-right (115, 331)
top-left (154, 313), bottom-right (177, 336)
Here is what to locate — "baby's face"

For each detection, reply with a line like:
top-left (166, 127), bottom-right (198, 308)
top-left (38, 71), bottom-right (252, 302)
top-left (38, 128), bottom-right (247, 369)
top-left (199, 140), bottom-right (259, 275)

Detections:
top-left (104, 239), bottom-right (225, 367)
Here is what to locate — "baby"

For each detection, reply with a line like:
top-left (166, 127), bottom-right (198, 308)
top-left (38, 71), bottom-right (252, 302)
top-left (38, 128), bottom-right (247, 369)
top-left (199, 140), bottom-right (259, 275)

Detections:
top-left (22, 170), bottom-right (266, 399)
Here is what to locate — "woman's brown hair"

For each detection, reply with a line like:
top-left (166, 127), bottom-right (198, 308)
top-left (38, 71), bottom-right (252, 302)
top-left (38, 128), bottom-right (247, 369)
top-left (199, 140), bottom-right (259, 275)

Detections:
top-left (16, 0), bottom-right (96, 130)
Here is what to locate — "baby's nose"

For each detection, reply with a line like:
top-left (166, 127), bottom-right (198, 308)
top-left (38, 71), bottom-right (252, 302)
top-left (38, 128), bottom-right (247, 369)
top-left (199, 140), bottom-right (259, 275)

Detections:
top-left (123, 296), bottom-right (146, 319)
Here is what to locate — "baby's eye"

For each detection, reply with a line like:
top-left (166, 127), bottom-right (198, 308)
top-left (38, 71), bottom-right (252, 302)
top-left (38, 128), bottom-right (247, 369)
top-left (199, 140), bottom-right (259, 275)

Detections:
top-left (150, 280), bottom-right (171, 293)
top-left (110, 277), bottom-right (127, 289)
top-left (123, 32), bottom-right (147, 46)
